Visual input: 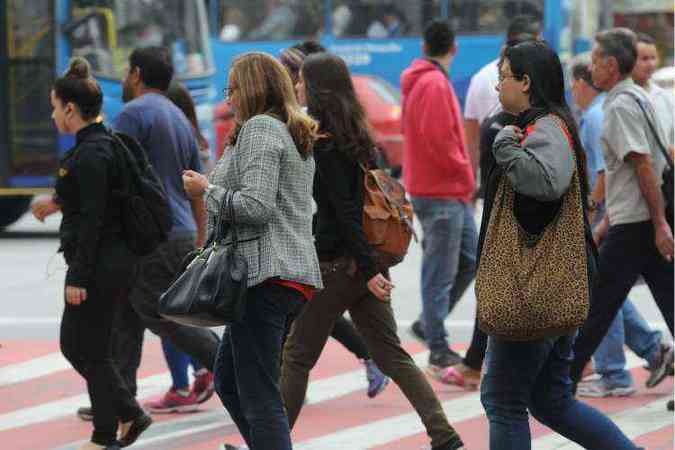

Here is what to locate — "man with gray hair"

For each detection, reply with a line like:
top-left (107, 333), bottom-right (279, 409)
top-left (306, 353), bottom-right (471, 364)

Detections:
top-left (570, 28), bottom-right (674, 393)
top-left (569, 51), bottom-right (670, 398)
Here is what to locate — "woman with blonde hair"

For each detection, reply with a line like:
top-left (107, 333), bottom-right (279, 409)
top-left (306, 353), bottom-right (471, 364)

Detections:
top-left (182, 52), bottom-right (321, 450)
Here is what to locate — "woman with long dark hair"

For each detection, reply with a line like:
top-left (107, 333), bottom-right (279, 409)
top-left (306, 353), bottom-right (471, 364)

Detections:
top-left (477, 40), bottom-right (639, 450)
top-left (278, 42), bottom-right (391, 399)
top-left (279, 52), bottom-right (465, 450)
top-left (182, 52), bottom-right (322, 450)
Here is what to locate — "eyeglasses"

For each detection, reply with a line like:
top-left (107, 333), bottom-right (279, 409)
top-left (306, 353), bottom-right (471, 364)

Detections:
top-left (497, 74), bottom-right (520, 85)
top-left (223, 86), bottom-right (236, 99)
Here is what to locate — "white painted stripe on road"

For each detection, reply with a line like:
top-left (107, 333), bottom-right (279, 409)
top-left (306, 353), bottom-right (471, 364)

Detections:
top-left (0, 317), bottom-right (60, 325)
top-left (533, 399), bottom-right (673, 449)
top-left (296, 353), bottom-right (651, 450)
top-left (0, 372), bottom-right (172, 433)
top-left (0, 350), bottom-right (430, 435)
top-left (0, 352), bottom-right (69, 387)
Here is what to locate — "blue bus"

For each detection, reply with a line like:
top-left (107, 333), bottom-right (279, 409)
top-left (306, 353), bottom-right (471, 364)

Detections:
top-left (205, 0), bottom-right (589, 109)
top-left (0, 0), bottom-right (216, 228)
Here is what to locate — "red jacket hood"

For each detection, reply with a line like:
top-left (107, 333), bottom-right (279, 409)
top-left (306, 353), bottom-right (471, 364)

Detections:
top-left (401, 59), bottom-right (445, 98)
top-left (400, 58), bottom-right (475, 201)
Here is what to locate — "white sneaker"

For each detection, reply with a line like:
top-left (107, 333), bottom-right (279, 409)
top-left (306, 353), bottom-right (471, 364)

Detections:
top-left (577, 378), bottom-right (636, 398)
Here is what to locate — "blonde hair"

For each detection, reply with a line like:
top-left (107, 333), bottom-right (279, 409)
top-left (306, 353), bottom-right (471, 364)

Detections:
top-left (228, 52), bottom-right (319, 158)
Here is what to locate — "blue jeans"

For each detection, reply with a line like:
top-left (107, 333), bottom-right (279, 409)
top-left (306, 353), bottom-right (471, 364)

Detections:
top-left (214, 284), bottom-right (304, 450)
top-left (411, 198), bottom-right (477, 353)
top-left (481, 335), bottom-right (639, 450)
top-left (162, 338), bottom-right (203, 390)
top-left (593, 300), bottom-right (662, 388)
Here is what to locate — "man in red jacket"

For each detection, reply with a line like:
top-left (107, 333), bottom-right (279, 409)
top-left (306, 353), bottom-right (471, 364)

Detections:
top-left (401, 19), bottom-right (477, 375)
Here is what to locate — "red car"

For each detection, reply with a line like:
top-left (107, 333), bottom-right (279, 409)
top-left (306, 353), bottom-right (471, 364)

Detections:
top-left (213, 74), bottom-right (403, 176)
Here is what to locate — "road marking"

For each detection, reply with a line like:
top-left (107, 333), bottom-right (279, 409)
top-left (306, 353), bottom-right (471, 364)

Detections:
top-left (533, 399), bottom-right (673, 449)
top-left (0, 352), bottom-right (69, 387)
top-left (296, 352), bottom-right (650, 450)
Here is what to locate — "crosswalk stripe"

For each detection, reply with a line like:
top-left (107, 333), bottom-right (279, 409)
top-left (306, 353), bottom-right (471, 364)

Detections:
top-left (0, 352), bottom-right (69, 387)
top-left (1, 340), bottom-right (671, 450)
top-left (0, 347), bottom-right (429, 436)
top-left (295, 352), bottom-right (652, 450)
top-left (533, 399), bottom-right (673, 449)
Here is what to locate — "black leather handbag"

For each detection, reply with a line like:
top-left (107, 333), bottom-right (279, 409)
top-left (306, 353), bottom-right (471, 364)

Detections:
top-left (159, 190), bottom-right (248, 327)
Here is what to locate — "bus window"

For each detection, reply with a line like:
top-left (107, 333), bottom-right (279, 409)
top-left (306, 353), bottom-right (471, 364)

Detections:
top-left (450, 0), bottom-right (543, 34)
top-left (69, 0), bottom-right (213, 79)
top-left (216, 0), bottom-right (322, 42)
top-left (3, 0), bottom-right (58, 180)
top-left (334, 0), bottom-right (441, 39)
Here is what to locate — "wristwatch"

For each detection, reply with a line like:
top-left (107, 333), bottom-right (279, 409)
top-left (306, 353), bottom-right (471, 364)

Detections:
top-left (204, 183), bottom-right (216, 197)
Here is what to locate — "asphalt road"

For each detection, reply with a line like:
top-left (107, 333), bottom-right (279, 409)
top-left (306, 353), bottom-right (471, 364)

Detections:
top-left (0, 207), bottom-right (668, 342)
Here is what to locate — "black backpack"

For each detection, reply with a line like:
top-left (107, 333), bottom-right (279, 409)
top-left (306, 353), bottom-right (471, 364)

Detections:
top-left (105, 131), bottom-right (172, 256)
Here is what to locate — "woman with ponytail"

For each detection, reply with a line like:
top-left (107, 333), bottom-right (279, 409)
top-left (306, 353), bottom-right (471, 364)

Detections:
top-left (38, 58), bottom-right (151, 449)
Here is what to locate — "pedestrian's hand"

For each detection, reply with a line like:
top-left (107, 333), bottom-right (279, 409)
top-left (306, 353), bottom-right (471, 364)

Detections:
top-left (592, 217), bottom-right (609, 247)
top-left (502, 125), bottom-right (525, 141)
top-left (31, 195), bottom-right (60, 222)
top-left (182, 170), bottom-right (208, 198)
top-left (655, 222), bottom-right (674, 262)
top-left (65, 285), bottom-right (87, 305)
top-left (367, 273), bottom-right (394, 301)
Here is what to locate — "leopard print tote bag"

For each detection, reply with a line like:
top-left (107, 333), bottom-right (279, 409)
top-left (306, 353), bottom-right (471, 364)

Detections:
top-left (475, 118), bottom-right (590, 341)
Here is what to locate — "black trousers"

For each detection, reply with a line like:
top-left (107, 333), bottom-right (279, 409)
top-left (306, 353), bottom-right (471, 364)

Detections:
top-left (60, 283), bottom-right (143, 446)
top-left (570, 221), bottom-right (674, 383)
top-left (128, 235), bottom-right (220, 370)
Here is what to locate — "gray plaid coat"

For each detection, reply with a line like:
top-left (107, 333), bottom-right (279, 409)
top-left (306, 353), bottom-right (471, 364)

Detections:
top-left (205, 115), bottom-right (323, 289)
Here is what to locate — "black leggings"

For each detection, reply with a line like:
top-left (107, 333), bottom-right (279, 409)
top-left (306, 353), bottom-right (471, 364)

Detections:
top-left (60, 284), bottom-right (143, 446)
top-left (332, 316), bottom-right (370, 360)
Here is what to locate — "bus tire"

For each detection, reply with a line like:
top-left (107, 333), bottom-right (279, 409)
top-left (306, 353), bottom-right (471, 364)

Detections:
top-left (0, 196), bottom-right (32, 229)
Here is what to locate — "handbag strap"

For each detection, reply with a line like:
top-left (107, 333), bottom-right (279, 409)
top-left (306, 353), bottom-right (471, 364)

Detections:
top-left (214, 190), bottom-right (240, 251)
top-left (618, 91), bottom-right (674, 171)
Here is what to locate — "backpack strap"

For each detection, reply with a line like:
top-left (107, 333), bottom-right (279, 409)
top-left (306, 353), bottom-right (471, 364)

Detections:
top-left (618, 91), bottom-right (674, 171)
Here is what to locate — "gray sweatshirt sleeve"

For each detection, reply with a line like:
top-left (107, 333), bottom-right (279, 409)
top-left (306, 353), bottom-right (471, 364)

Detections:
top-left (492, 116), bottom-right (574, 201)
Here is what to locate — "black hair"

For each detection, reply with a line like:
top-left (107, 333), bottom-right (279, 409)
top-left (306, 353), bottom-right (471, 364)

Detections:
top-left (302, 52), bottom-right (375, 163)
top-left (129, 46), bottom-right (174, 91)
top-left (502, 41), bottom-right (590, 198)
top-left (166, 81), bottom-right (208, 151)
top-left (506, 14), bottom-right (542, 47)
top-left (595, 28), bottom-right (638, 76)
top-left (423, 19), bottom-right (455, 57)
top-left (294, 40), bottom-right (326, 55)
top-left (52, 57), bottom-right (102, 121)
top-left (637, 32), bottom-right (656, 46)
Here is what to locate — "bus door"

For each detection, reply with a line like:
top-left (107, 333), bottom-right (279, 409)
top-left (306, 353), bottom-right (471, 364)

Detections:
top-left (1, 0), bottom-right (58, 192)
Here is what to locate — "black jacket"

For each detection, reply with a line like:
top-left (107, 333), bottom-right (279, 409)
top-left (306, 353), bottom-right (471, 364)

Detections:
top-left (55, 123), bottom-right (134, 288)
top-left (313, 139), bottom-right (378, 281)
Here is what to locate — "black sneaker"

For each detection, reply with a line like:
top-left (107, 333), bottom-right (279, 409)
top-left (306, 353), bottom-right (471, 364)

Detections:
top-left (646, 343), bottom-right (674, 388)
top-left (119, 413), bottom-right (153, 447)
top-left (411, 320), bottom-right (427, 343)
top-left (77, 406), bottom-right (93, 422)
top-left (428, 348), bottom-right (463, 371)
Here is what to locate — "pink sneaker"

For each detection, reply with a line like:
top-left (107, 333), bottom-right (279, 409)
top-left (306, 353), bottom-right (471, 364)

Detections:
top-left (192, 370), bottom-right (215, 404)
top-left (144, 388), bottom-right (200, 414)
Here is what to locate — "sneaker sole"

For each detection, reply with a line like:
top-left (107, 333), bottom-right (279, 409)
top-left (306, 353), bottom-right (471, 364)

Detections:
top-left (195, 387), bottom-right (215, 404)
top-left (646, 347), bottom-right (674, 389)
top-left (147, 404), bottom-right (200, 414)
top-left (577, 387), bottom-right (637, 398)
